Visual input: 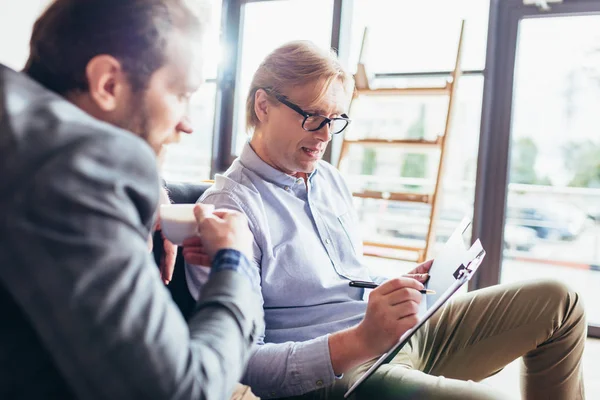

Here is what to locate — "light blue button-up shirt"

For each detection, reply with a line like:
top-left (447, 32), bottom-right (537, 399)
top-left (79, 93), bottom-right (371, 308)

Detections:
top-left (187, 142), bottom-right (386, 398)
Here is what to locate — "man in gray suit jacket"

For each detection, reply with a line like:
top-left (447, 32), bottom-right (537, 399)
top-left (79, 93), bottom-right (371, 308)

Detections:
top-left (0, 0), bottom-right (263, 399)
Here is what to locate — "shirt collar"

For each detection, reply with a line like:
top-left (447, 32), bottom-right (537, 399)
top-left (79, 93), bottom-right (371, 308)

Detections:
top-left (239, 141), bottom-right (319, 188)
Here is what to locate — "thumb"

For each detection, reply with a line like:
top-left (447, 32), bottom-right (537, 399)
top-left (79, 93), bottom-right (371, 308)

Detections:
top-left (194, 203), bottom-right (215, 223)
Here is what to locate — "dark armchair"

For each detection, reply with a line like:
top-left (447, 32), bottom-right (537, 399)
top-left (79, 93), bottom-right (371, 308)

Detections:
top-left (153, 181), bottom-right (212, 318)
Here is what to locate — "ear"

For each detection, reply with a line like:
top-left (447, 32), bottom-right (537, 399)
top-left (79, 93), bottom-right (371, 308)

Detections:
top-left (85, 55), bottom-right (129, 112)
top-left (254, 89), bottom-right (271, 124)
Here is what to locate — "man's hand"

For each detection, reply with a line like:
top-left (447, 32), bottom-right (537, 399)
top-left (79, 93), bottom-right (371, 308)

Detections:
top-left (403, 259), bottom-right (434, 284)
top-left (150, 218), bottom-right (177, 285)
top-left (182, 236), bottom-right (210, 266)
top-left (155, 187), bottom-right (176, 284)
top-left (354, 277), bottom-right (424, 357)
top-left (194, 204), bottom-right (253, 260)
top-left (159, 231), bottom-right (177, 285)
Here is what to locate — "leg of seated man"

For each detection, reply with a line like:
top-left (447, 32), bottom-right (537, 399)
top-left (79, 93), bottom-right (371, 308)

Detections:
top-left (407, 279), bottom-right (586, 400)
top-left (285, 347), bottom-right (506, 400)
top-left (346, 358), bottom-right (507, 400)
top-left (282, 280), bottom-right (585, 400)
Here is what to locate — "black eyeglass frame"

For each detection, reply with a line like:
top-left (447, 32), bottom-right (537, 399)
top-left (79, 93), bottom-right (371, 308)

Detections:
top-left (263, 88), bottom-right (351, 134)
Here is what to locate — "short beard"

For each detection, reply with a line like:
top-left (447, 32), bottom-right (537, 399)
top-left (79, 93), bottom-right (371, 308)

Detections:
top-left (115, 91), bottom-right (155, 153)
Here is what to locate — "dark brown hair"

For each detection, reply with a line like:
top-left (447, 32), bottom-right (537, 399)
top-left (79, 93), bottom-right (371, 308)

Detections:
top-left (24, 0), bottom-right (206, 95)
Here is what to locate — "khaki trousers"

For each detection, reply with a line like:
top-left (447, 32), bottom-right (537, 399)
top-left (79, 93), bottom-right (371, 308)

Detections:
top-left (283, 280), bottom-right (586, 400)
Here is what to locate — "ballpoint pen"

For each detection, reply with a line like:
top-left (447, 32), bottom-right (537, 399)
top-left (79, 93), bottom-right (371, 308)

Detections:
top-left (349, 280), bottom-right (436, 294)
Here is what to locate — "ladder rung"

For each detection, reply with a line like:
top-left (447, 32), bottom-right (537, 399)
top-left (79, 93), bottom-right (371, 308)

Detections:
top-left (356, 84), bottom-right (450, 97)
top-left (344, 138), bottom-right (441, 148)
top-left (363, 242), bottom-right (423, 253)
top-left (363, 243), bottom-right (423, 262)
top-left (363, 251), bottom-right (419, 262)
top-left (352, 190), bottom-right (431, 204)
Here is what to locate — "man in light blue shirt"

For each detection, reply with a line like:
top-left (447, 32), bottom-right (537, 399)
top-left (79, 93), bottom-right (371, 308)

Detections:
top-left (185, 41), bottom-right (586, 400)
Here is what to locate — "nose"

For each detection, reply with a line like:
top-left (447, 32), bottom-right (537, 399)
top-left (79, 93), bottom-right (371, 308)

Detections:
top-left (177, 116), bottom-right (194, 135)
top-left (313, 122), bottom-right (332, 142)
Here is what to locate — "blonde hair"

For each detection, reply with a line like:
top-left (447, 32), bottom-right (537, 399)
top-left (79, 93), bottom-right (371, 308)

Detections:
top-left (245, 40), bottom-right (352, 131)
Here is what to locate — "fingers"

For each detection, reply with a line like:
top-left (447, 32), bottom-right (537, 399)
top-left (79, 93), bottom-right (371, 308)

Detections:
top-left (212, 209), bottom-right (251, 234)
top-left (402, 273), bottom-right (430, 283)
top-left (160, 257), bottom-right (170, 285)
top-left (160, 235), bottom-right (177, 284)
top-left (395, 314), bottom-right (420, 334)
top-left (182, 236), bottom-right (210, 265)
top-left (164, 244), bottom-right (176, 282)
top-left (183, 251), bottom-right (210, 266)
top-left (386, 287), bottom-right (422, 307)
top-left (389, 300), bottom-right (421, 320)
top-left (212, 209), bottom-right (230, 219)
top-left (412, 259), bottom-right (434, 274)
top-left (375, 277), bottom-right (424, 296)
top-left (192, 205), bottom-right (252, 260)
top-left (182, 236), bottom-right (203, 247)
top-left (194, 203), bottom-right (215, 223)
top-left (212, 208), bottom-right (244, 222)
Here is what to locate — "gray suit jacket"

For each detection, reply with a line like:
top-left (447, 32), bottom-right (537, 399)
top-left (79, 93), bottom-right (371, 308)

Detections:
top-left (0, 64), bottom-right (262, 399)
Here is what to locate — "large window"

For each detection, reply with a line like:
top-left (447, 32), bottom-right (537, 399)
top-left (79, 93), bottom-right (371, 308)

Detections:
top-left (161, 83), bottom-right (218, 182)
top-left (337, 0), bottom-right (490, 272)
top-left (500, 15), bottom-right (600, 325)
top-left (347, 0), bottom-right (490, 73)
top-left (161, 0), bottom-right (223, 183)
top-left (475, 0), bottom-right (600, 337)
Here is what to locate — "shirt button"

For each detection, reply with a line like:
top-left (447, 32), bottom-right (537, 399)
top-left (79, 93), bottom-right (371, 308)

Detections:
top-left (325, 239), bottom-right (331, 245)
top-left (284, 186), bottom-right (290, 191)
top-left (316, 379), bottom-right (324, 387)
top-left (296, 178), bottom-right (303, 184)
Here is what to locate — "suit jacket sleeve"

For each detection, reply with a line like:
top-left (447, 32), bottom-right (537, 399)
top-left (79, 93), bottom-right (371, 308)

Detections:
top-left (1, 133), bottom-right (263, 400)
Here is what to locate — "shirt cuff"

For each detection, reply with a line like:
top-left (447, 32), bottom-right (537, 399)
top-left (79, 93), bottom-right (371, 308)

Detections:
top-left (292, 334), bottom-right (337, 394)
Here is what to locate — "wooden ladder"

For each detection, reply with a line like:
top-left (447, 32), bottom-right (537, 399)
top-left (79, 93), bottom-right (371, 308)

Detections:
top-left (337, 21), bottom-right (466, 263)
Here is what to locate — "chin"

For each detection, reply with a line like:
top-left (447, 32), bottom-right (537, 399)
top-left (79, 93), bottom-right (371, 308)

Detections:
top-left (295, 161), bottom-right (318, 174)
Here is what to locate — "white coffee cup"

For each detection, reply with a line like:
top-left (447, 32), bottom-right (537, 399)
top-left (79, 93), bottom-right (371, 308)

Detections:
top-left (159, 204), bottom-right (198, 245)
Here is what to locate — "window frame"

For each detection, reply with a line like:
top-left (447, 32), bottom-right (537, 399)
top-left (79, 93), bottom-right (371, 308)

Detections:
top-left (473, 0), bottom-right (600, 337)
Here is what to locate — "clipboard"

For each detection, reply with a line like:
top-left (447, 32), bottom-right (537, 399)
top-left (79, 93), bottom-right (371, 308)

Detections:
top-left (344, 239), bottom-right (486, 398)
top-left (418, 217), bottom-right (472, 315)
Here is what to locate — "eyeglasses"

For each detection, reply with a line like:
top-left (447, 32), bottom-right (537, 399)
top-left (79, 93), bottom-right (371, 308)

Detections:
top-left (264, 88), bottom-right (351, 135)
